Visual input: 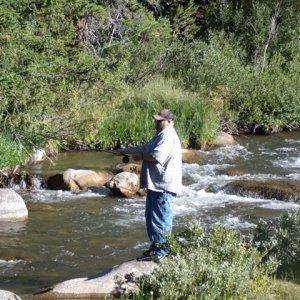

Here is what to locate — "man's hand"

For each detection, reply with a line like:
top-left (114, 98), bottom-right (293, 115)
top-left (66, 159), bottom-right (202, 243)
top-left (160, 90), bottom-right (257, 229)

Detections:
top-left (107, 148), bottom-right (157, 163)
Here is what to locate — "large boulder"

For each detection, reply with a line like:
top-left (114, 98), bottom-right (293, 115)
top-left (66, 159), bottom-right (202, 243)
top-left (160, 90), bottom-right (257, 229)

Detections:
top-left (46, 169), bottom-right (113, 192)
top-left (182, 149), bottom-right (203, 164)
top-left (0, 189), bottom-right (28, 221)
top-left (214, 132), bottom-right (235, 147)
top-left (112, 163), bottom-right (142, 175)
top-left (37, 259), bottom-right (157, 298)
top-left (223, 180), bottom-right (300, 202)
top-left (106, 172), bottom-right (140, 197)
top-left (0, 289), bottom-right (22, 300)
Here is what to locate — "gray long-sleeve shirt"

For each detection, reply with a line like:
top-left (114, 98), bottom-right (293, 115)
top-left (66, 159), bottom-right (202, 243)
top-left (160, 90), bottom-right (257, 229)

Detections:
top-left (140, 125), bottom-right (182, 196)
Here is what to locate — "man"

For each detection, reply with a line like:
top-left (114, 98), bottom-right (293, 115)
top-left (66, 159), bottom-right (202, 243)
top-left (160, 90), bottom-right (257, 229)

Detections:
top-left (113, 109), bottom-right (182, 261)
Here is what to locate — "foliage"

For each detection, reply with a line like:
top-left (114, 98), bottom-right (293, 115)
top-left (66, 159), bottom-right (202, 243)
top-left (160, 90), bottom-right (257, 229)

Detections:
top-left (96, 77), bottom-right (218, 148)
top-left (0, 0), bottom-right (299, 167)
top-left (253, 210), bottom-right (300, 267)
top-left (130, 224), bottom-right (279, 299)
top-left (164, 32), bottom-right (300, 133)
top-left (0, 133), bottom-right (27, 169)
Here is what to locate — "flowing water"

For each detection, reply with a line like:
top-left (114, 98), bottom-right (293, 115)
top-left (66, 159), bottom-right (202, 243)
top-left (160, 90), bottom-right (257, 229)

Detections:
top-left (0, 132), bottom-right (299, 296)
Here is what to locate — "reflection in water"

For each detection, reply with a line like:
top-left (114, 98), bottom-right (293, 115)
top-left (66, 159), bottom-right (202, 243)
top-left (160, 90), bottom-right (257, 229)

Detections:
top-left (0, 132), bottom-right (299, 296)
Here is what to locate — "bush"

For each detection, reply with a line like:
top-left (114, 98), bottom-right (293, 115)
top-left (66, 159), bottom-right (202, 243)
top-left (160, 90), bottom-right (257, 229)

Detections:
top-left (0, 133), bottom-right (27, 169)
top-left (253, 211), bottom-right (300, 267)
top-left (131, 224), bottom-right (279, 299)
top-left (164, 32), bottom-right (300, 133)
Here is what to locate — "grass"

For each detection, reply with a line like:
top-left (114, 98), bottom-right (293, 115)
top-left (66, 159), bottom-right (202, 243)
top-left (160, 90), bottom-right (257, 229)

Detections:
top-left (95, 77), bottom-right (219, 149)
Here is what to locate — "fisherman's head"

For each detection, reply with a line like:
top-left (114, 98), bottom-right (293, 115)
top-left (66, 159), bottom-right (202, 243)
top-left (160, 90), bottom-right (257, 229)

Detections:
top-left (153, 109), bottom-right (174, 132)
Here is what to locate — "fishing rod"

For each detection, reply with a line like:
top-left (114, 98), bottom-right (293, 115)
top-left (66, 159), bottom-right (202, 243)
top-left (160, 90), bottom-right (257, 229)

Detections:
top-left (100, 149), bottom-right (131, 163)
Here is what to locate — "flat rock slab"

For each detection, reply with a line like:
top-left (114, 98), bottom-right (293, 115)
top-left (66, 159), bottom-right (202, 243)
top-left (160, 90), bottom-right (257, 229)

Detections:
top-left (223, 180), bottom-right (300, 202)
top-left (36, 259), bottom-right (157, 299)
top-left (0, 289), bottom-right (22, 300)
top-left (0, 189), bottom-right (28, 221)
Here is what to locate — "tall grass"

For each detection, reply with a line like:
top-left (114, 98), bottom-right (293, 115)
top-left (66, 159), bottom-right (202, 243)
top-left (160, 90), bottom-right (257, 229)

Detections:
top-left (96, 77), bottom-right (219, 148)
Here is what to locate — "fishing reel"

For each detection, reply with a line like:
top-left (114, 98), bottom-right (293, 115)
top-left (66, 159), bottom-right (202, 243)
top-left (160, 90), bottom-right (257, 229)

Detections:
top-left (122, 154), bottom-right (130, 163)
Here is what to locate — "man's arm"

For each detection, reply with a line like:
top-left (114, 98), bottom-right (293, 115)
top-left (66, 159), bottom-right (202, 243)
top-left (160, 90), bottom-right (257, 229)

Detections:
top-left (110, 146), bottom-right (143, 156)
top-left (112, 146), bottom-right (158, 163)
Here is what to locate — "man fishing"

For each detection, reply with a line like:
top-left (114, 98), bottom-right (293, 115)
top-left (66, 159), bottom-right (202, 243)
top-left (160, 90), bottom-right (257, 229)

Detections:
top-left (112, 109), bottom-right (182, 262)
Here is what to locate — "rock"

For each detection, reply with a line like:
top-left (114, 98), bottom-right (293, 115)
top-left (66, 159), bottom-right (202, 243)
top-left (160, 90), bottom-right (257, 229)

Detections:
top-left (37, 259), bottom-right (157, 298)
top-left (46, 169), bottom-right (113, 192)
top-left (112, 163), bottom-right (142, 175)
top-left (0, 289), bottom-right (22, 300)
top-left (182, 149), bottom-right (203, 164)
top-left (26, 202), bottom-right (57, 212)
top-left (26, 148), bottom-right (46, 165)
top-left (222, 167), bottom-right (245, 177)
top-left (106, 172), bottom-right (140, 197)
top-left (223, 180), bottom-right (300, 202)
top-left (214, 132), bottom-right (235, 147)
top-left (46, 174), bottom-right (69, 191)
top-left (0, 189), bottom-right (28, 221)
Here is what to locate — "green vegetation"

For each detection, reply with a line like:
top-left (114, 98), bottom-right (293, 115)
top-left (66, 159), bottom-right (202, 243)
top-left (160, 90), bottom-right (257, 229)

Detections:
top-left (0, 133), bottom-right (27, 169)
top-left (0, 0), bottom-right (299, 166)
top-left (253, 210), bottom-right (300, 269)
top-left (134, 226), bottom-right (279, 299)
top-left (97, 77), bottom-right (218, 148)
top-left (129, 211), bottom-right (300, 299)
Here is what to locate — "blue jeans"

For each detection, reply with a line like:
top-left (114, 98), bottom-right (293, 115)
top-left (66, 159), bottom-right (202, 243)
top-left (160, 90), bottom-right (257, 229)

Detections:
top-left (145, 189), bottom-right (175, 256)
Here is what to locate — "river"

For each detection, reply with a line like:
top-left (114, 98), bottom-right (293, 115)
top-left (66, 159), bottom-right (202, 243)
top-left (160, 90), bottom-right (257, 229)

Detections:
top-left (0, 132), bottom-right (299, 296)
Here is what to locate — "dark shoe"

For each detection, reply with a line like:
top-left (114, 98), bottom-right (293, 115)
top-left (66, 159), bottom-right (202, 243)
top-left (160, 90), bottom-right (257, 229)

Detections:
top-left (142, 248), bottom-right (155, 257)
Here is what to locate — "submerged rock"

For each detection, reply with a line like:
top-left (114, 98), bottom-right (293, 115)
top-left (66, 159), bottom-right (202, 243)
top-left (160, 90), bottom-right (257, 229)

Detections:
top-left (182, 149), bottom-right (203, 163)
top-left (46, 169), bottom-right (113, 192)
top-left (214, 132), bottom-right (235, 147)
top-left (36, 259), bottom-right (157, 298)
top-left (223, 180), bottom-right (300, 202)
top-left (221, 167), bottom-right (245, 177)
top-left (0, 189), bottom-right (28, 221)
top-left (106, 171), bottom-right (140, 197)
top-left (0, 289), bottom-right (22, 300)
top-left (112, 163), bottom-right (142, 175)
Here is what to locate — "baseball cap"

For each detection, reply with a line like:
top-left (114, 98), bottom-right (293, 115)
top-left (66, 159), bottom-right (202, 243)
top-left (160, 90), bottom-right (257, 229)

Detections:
top-left (153, 109), bottom-right (174, 121)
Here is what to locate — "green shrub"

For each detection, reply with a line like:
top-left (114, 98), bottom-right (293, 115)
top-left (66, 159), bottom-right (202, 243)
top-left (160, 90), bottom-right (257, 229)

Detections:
top-left (253, 211), bottom-right (300, 267)
top-left (131, 224), bottom-right (279, 299)
top-left (0, 133), bottom-right (27, 169)
top-left (164, 32), bottom-right (300, 133)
